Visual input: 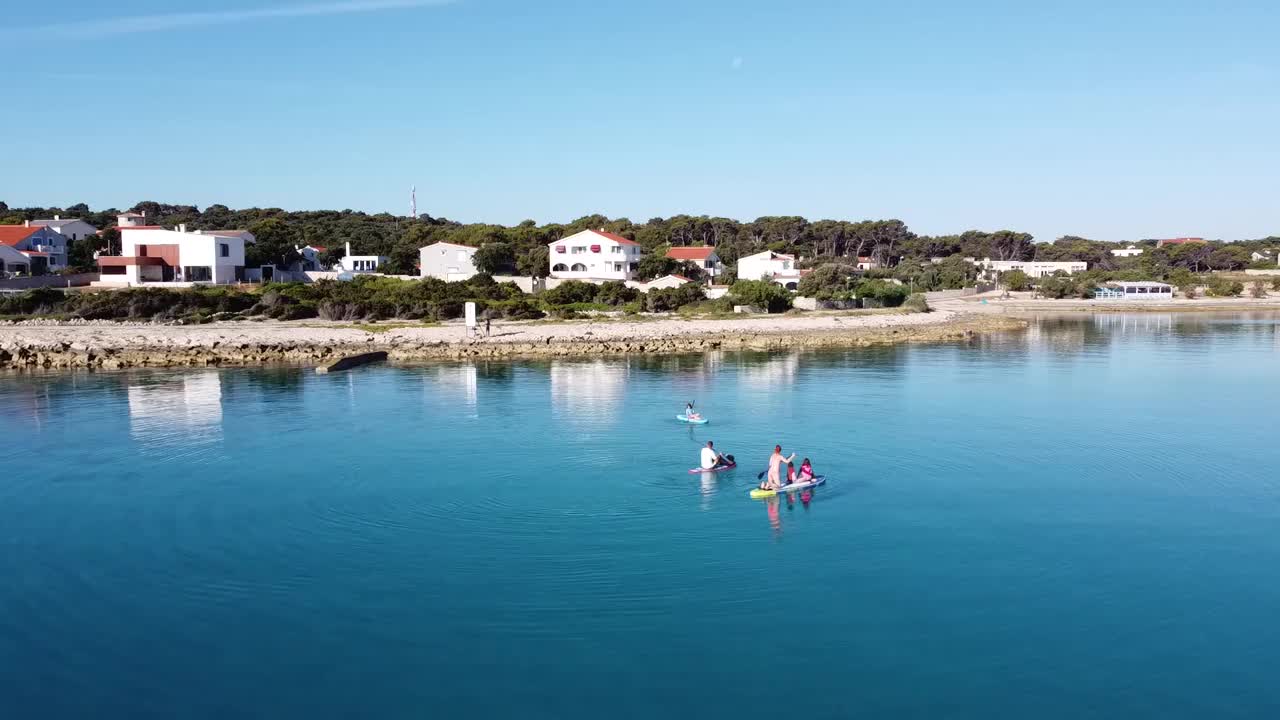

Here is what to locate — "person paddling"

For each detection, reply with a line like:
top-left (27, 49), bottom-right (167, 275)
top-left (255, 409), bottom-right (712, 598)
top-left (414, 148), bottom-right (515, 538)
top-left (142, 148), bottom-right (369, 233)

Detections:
top-left (701, 440), bottom-right (731, 470)
top-left (684, 401), bottom-right (702, 421)
top-left (760, 445), bottom-right (795, 490)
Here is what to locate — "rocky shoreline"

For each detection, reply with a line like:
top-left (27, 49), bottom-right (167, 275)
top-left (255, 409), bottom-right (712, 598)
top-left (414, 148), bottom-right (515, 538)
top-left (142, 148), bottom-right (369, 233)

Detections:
top-left (0, 312), bottom-right (1025, 371)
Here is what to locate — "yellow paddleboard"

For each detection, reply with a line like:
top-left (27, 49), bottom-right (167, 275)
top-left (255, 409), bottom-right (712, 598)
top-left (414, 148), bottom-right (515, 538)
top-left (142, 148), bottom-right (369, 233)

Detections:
top-left (749, 476), bottom-right (825, 498)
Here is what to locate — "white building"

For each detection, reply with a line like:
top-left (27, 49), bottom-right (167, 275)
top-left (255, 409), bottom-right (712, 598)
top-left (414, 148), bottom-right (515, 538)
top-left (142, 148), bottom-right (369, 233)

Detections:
top-left (97, 223), bottom-right (246, 285)
top-left (29, 215), bottom-right (99, 243)
top-left (1111, 245), bottom-right (1145, 258)
top-left (737, 250), bottom-right (801, 289)
top-left (1093, 281), bottom-right (1175, 300)
top-left (294, 245), bottom-right (330, 271)
top-left (976, 259), bottom-right (1087, 279)
top-left (338, 242), bottom-right (385, 273)
top-left (549, 229), bottom-right (643, 281)
top-left (664, 246), bottom-right (723, 278)
top-left (420, 241), bottom-right (479, 281)
top-left (0, 223), bottom-right (70, 270)
top-left (116, 211), bottom-right (149, 227)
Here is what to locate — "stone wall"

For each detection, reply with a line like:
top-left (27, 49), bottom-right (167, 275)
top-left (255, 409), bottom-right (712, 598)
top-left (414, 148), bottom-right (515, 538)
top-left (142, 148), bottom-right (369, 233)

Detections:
top-left (0, 273), bottom-right (99, 291)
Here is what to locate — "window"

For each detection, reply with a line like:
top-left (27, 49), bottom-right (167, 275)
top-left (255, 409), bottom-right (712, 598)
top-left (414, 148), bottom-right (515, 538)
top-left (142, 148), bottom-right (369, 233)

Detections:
top-left (611, 246), bottom-right (622, 254)
top-left (782, 261), bottom-right (791, 270)
top-left (571, 246), bottom-right (586, 254)
top-left (705, 260), bottom-right (715, 269)
top-left (570, 263), bottom-right (587, 272)
top-left (219, 243), bottom-right (230, 258)
top-left (457, 250), bottom-right (468, 262)
top-left (552, 263), bottom-right (569, 272)
top-left (1126, 287), bottom-right (1136, 293)
top-left (187, 266), bottom-right (212, 282)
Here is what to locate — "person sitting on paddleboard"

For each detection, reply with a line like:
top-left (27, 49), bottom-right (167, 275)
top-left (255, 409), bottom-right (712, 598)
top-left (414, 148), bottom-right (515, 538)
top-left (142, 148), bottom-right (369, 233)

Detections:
top-left (760, 445), bottom-right (795, 490)
top-left (797, 458), bottom-right (814, 483)
top-left (701, 441), bottom-right (730, 469)
top-left (684, 401), bottom-right (701, 421)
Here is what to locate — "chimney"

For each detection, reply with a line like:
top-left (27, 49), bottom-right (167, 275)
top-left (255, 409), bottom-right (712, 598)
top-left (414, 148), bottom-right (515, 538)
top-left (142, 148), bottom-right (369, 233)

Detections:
top-left (345, 241), bottom-right (352, 257)
top-left (178, 223), bottom-right (187, 233)
top-left (54, 214), bottom-right (60, 221)
top-left (24, 220), bottom-right (29, 227)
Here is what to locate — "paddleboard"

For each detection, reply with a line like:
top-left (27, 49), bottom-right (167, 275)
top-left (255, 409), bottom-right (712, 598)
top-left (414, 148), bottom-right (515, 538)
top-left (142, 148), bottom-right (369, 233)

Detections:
top-left (676, 414), bottom-right (709, 424)
top-left (688, 463), bottom-right (736, 474)
top-left (750, 475), bottom-right (826, 498)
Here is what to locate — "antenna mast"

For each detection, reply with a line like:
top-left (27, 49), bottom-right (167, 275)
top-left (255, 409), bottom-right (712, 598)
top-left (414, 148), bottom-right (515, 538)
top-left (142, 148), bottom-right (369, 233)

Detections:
top-left (410, 185), bottom-right (418, 220)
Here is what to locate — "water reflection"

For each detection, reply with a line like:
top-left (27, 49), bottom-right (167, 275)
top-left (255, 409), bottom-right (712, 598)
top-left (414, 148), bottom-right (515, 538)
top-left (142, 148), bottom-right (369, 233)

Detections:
top-left (549, 359), bottom-right (627, 426)
top-left (431, 364), bottom-right (478, 412)
top-left (127, 371), bottom-right (224, 453)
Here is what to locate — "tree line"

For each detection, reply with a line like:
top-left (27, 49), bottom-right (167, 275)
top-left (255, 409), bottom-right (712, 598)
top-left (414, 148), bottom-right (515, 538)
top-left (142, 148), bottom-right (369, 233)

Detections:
top-left (2, 200), bottom-right (1276, 278)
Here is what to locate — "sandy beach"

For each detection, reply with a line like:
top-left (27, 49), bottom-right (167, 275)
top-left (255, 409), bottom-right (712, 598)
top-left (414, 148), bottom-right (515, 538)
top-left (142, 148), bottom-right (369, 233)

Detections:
top-left (0, 309), bottom-right (1024, 370)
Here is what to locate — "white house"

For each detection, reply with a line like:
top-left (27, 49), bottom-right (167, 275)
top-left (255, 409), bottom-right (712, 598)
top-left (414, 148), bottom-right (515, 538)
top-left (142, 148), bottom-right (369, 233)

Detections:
top-left (1111, 245), bottom-right (1145, 258)
top-left (1093, 281), bottom-right (1175, 300)
top-left (1250, 250), bottom-right (1274, 262)
top-left (293, 245), bottom-right (330, 271)
top-left (664, 246), bottom-right (723, 279)
top-left (30, 215), bottom-right (98, 243)
top-left (549, 229), bottom-right (643, 281)
top-left (737, 250), bottom-right (802, 289)
top-left (976, 259), bottom-right (1087, 279)
top-left (420, 241), bottom-right (480, 281)
top-left (338, 242), bottom-right (385, 273)
top-left (0, 223), bottom-right (70, 270)
top-left (0, 244), bottom-right (34, 275)
top-left (97, 223), bottom-right (246, 285)
top-left (116, 211), bottom-right (149, 227)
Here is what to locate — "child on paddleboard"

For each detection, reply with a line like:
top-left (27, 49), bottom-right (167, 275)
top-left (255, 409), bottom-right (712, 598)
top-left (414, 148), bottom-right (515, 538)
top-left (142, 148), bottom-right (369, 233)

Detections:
top-left (684, 401), bottom-right (701, 421)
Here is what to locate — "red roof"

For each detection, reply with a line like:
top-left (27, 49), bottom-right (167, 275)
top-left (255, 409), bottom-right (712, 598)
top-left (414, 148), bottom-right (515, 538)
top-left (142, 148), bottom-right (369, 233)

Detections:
top-left (309, 245), bottom-right (327, 252)
top-left (666, 246), bottom-right (717, 261)
top-left (118, 225), bottom-right (164, 230)
top-left (0, 226), bottom-right (40, 246)
top-left (21, 251), bottom-right (50, 256)
top-left (1159, 237), bottom-right (1206, 244)
top-left (588, 229), bottom-right (640, 246)
top-left (669, 274), bottom-right (691, 281)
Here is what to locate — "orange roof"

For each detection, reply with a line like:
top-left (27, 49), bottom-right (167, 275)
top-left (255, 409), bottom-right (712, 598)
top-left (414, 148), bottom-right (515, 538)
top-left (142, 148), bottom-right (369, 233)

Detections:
top-left (0, 226), bottom-right (40, 246)
top-left (666, 246), bottom-right (717, 261)
top-left (588, 229), bottom-right (640, 246)
top-left (21, 251), bottom-right (50, 256)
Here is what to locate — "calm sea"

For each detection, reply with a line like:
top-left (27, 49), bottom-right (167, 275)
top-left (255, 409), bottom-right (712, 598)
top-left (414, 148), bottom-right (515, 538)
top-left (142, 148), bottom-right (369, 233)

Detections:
top-left (2, 313), bottom-right (1279, 719)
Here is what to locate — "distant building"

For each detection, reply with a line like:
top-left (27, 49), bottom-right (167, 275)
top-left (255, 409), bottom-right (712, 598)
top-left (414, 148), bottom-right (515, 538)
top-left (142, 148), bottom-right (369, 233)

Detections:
top-left (549, 229), bottom-right (643, 281)
top-left (665, 246), bottom-right (723, 279)
top-left (976, 259), bottom-right (1087, 279)
top-left (855, 256), bottom-right (879, 271)
top-left (1250, 250), bottom-right (1273, 262)
top-left (116, 211), bottom-right (149, 228)
top-left (29, 215), bottom-right (98, 243)
top-left (1155, 237), bottom-right (1206, 248)
top-left (338, 242), bottom-right (385, 273)
top-left (0, 223), bottom-right (70, 270)
top-left (97, 223), bottom-right (246, 285)
top-left (737, 250), bottom-right (801, 289)
top-left (420, 241), bottom-right (479, 281)
top-left (635, 274), bottom-right (691, 291)
top-left (0, 244), bottom-right (34, 275)
top-left (294, 245), bottom-right (329, 271)
top-left (1092, 281), bottom-right (1175, 300)
top-left (1111, 245), bottom-right (1145, 258)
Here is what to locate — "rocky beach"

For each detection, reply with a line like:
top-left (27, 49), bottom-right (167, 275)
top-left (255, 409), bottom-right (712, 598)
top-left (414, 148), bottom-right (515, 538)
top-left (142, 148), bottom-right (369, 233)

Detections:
top-left (0, 310), bottom-right (1024, 370)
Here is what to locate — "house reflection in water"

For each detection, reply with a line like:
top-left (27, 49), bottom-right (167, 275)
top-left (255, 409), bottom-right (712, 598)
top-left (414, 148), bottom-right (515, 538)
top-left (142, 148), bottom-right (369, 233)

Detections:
top-left (549, 359), bottom-right (627, 427)
top-left (430, 364), bottom-right (478, 412)
top-left (127, 371), bottom-right (224, 453)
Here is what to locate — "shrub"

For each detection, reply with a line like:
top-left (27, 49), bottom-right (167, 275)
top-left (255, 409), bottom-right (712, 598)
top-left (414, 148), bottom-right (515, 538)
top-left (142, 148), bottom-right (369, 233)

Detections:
top-left (1205, 276), bottom-right (1243, 298)
top-left (797, 263), bottom-right (859, 299)
top-left (728, 279), bottom-right (791, 313)
top-left (1272, 277), bottom-right (1280, 291)
top-left (1035, 275), bottom-right (1085, 299)
top-left (541, 280), bottom-right (599, 306)
top-left (676, 298), bottom-right (734, 316)
top-left (1000, 269), bottom-right (1031, 291)
top-left (854, 279), bottom-right (909, 307)
top-left (902, 293), bottom-right (930, 313)
top-left (0, 287), bottom-right (68, 316)
top-left (595, 281), bottom-right (640, 307)
top-left (1250, 281), bottom-right (1268, 299)
top-left (645, 283), bottom-right (707, 312)
top-left (621, 300), bottom-right (643, 315)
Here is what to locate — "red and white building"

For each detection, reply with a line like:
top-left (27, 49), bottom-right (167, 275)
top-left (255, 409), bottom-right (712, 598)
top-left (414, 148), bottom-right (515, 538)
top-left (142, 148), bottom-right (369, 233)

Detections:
top-left (1155, 237), bottom-right (1207, 248)
top-left (665, 246), bottom-right (723, 279)
top-left (97, 215), bottom-right (247, 286)
top-left (549, 229), bottom-right (643, 281)
top-left (737, 250), bottom-right (802, 289)
top-left (0, 223), bottom-right (70, 272)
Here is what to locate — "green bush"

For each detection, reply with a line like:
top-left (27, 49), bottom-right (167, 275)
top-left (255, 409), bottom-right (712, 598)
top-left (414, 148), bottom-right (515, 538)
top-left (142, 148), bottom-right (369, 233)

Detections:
top-left (1000, 269), bottom-right (1031, 291)
top-left (1249, 280), bottom-right (1268, 299)
top-left (1205, 276), bottom-right (1244, 298)
top-left (796, 263), bottom-right (859, 299)
top-left (645, 283), bottom-right (707, 312)
top-left (902, 293), bottom-right (930, 313)
top-left (594, 281), bottom-right (640, 306)
top-left (541, 280), bottom-right (599, 306)
top-left (676, 298), bottom-right (734, 316)
top-left (1035, 275), bottom-right (1087, 299)
top-left (1272, 277), bottom-right (1280, 291)
top-left (854, 279), bottom-right (909, 307)
top-left (728, 279), bottom-right (791, 313)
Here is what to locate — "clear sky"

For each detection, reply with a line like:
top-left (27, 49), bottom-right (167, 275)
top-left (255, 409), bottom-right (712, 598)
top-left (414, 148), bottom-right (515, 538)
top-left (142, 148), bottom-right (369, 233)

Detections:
top-left (2, 0), bottom-right (1277, 241)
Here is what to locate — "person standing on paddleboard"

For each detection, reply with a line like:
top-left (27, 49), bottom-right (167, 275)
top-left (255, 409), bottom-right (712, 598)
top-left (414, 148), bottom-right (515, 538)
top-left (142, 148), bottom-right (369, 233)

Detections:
top-left (701, 441), bottom-right (729, 470)
top-left (761, 445), bottom-right (795, 490)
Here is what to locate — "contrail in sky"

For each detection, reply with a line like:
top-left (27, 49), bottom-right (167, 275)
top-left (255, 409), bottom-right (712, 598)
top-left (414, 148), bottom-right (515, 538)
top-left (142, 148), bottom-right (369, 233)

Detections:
top-left (4, 0), bottom-right (456, 39)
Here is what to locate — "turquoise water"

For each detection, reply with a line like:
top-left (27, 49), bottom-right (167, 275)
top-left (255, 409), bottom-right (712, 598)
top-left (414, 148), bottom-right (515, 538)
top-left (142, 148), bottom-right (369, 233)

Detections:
top-left (3, 313), bottom-right (1279, 719)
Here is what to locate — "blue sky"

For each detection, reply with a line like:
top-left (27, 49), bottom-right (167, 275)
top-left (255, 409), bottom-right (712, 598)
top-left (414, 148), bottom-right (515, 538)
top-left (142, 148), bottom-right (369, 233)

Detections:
top-left (2, 0), bottom-right (1277, 241)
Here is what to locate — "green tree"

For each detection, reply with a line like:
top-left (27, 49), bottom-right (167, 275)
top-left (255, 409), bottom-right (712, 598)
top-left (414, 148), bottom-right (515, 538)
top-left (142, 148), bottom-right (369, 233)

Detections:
top-left (517, 245), bottom-right (550, 278)
top-left (796, 263), bottom-right (859, 299)
top-left (634, 253), bottom-right (681, 281)
top-left (473, 242), bottom-right (516, 275)
top-left (246, 218), bottom-right (302, 268)
top-left (728, 279), bottom-right (792, 312)
top-left (1000, 269), bottom-right (1031, 291)
top-left (595, 281), bottom-right (640, 306)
